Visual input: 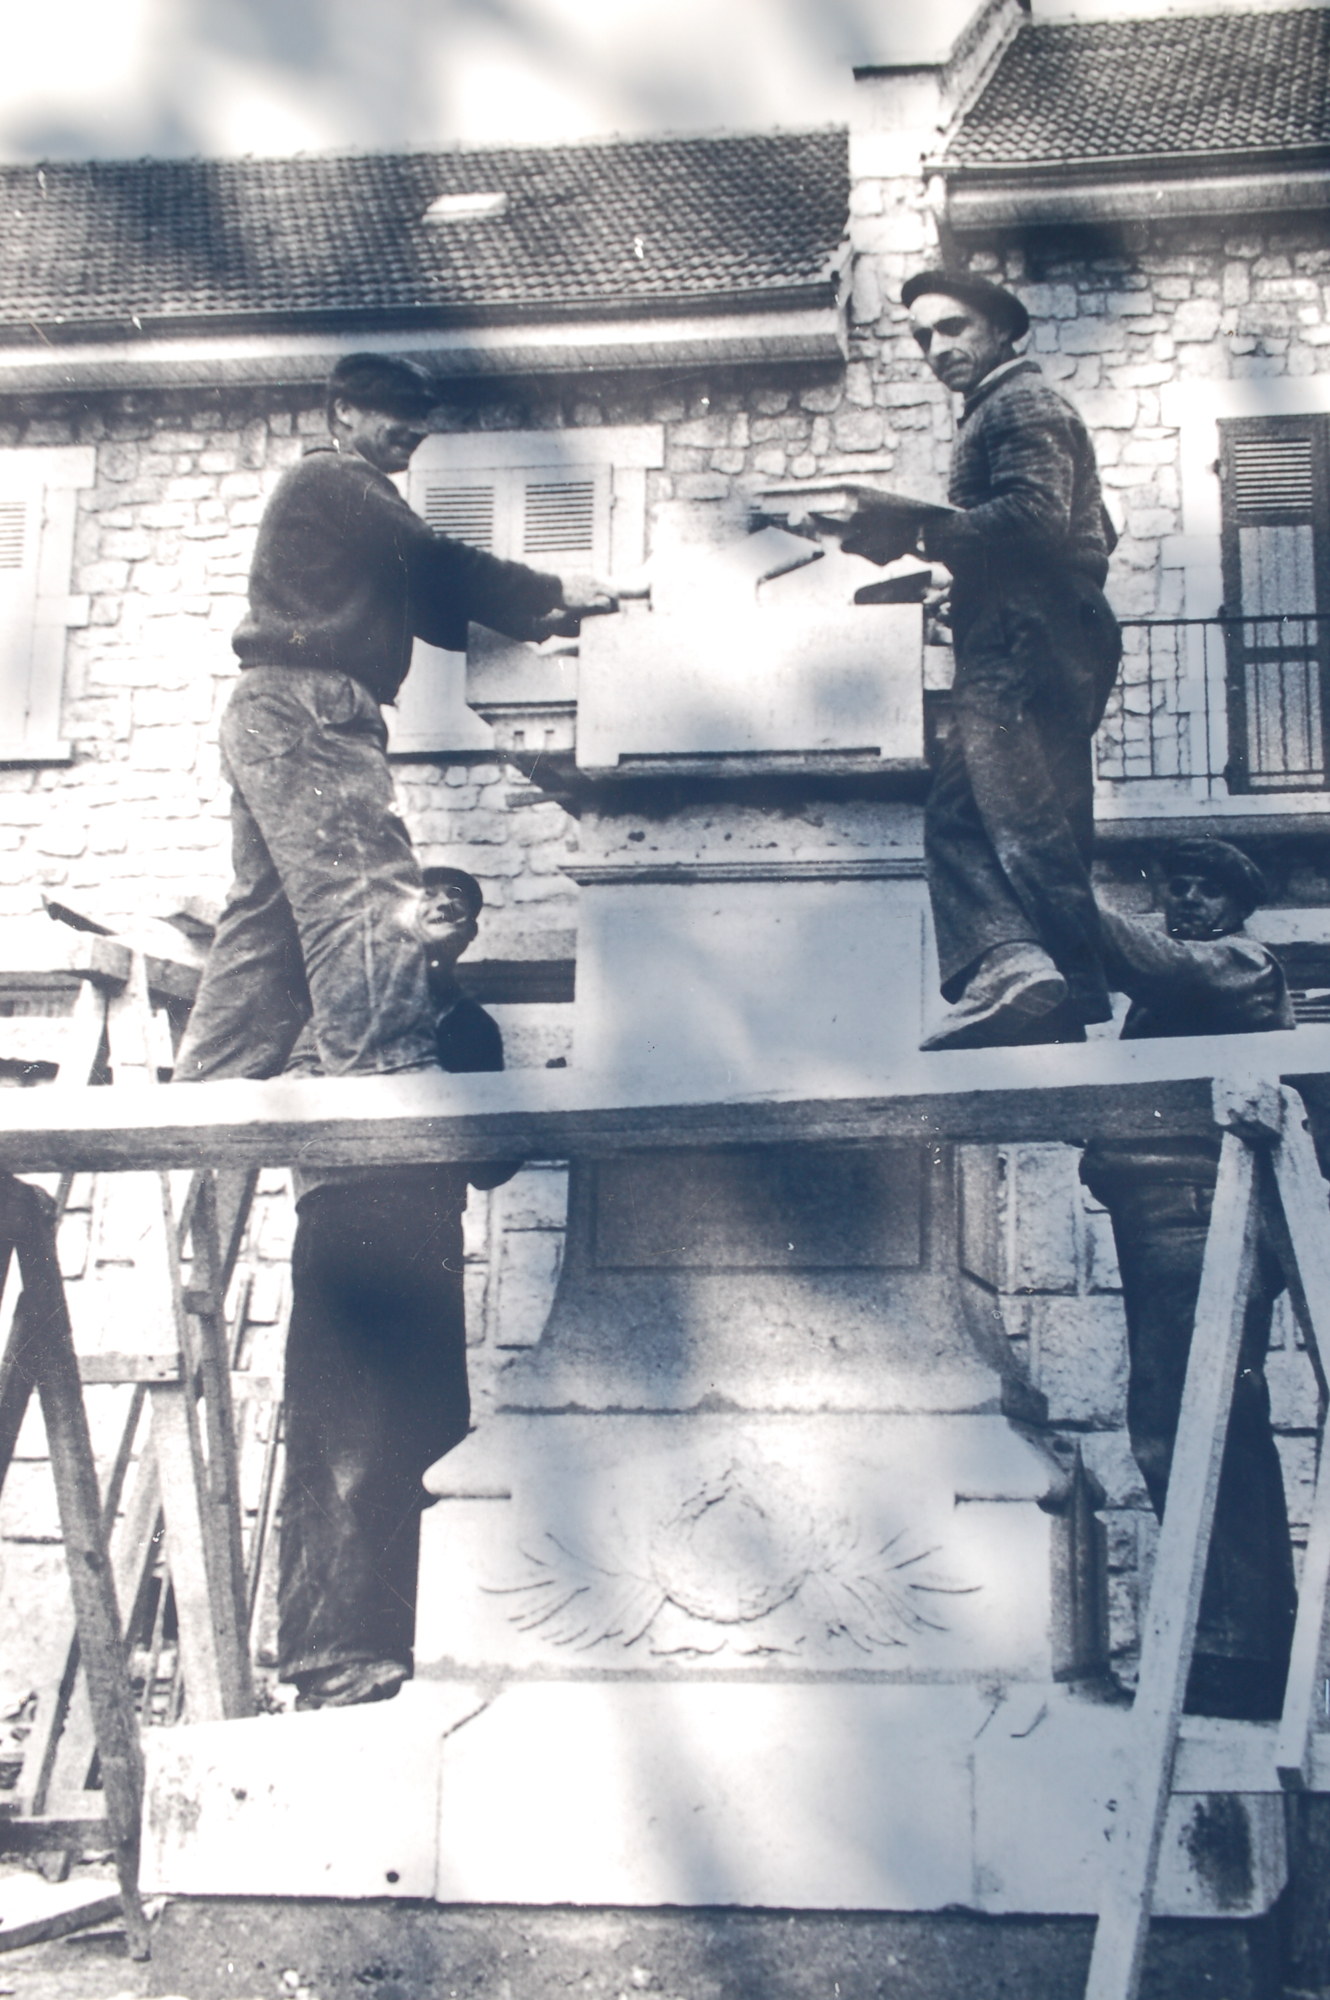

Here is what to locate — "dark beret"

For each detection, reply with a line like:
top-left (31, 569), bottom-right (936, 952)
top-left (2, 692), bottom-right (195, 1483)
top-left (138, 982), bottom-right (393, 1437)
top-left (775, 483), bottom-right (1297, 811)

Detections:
top-left (1161, 838), bottom-right (1267, 915)
top-left (901, 269), bottom-right (1030, 342)
top-left (326, 352), bottom-right (439, 419)
top-left (420, 864), bottom-right (484, 917)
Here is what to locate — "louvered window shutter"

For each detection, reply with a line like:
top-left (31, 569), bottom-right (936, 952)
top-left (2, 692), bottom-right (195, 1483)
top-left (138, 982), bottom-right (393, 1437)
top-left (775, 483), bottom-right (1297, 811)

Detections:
top-left (394, 447), bottom-right (614, 752)
top-left (1220, 416), bottom-right (1330, 789)
top-left (422, 482), bottom-right (499, 551)
top-left (0, 495), bottom-right (39, 746)
top-left (0, 501), bottom-right (27, 571)
top-left (1221, 419), bottom-right (1325, 617)
top-left (1228, 434), bottom-right (1315, 519)
top-left (521, 477), bottom-right (598, 562)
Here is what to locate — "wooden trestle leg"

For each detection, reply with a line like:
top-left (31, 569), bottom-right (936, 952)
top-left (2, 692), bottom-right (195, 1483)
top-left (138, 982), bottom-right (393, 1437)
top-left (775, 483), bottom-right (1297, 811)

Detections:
top-left (1085, 1091), bottom-right (1265, 2000)
top-left (0, 1174), bottom-right (151, 1958)
top-left (1086, 1079), bottom-right (1330, 2000)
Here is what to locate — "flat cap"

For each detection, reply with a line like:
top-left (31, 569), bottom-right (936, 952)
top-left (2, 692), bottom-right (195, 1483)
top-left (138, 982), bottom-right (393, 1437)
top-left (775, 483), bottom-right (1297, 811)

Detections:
top-left (327, 352), bottom-right (440, 419)
top-left (1161, 838), bottom-right (1268, 915)
top-left (901, 268), bottom-right (1030, 342)
top-left (420, 864), bottom-right (484, 917)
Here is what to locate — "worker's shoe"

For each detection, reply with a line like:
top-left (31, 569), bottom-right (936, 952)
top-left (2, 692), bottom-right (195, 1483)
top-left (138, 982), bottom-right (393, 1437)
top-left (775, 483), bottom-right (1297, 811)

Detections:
top-left (921, 943), bottom-right (1068, 1052)
top-left (293, 1658), bottom-right (408, 1710)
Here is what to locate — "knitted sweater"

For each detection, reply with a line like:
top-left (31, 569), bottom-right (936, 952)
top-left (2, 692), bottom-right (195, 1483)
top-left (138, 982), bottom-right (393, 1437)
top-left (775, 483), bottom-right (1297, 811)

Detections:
top-left (927, 358), bottom-right (1115, 592)
top-left (233, 444), bottom-right (564, 703)
top-left (1080, 912), bottom-right (1294, 1199)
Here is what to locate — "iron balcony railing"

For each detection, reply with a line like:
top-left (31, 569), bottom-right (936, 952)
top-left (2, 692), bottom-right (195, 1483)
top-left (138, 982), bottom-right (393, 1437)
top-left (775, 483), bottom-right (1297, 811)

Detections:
top-left (1095, 615), bottom-right (1330, 795)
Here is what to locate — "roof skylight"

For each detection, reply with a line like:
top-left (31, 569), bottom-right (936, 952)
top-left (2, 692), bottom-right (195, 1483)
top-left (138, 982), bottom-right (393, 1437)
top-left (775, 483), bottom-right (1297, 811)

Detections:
top-left (423, 190), bottom-right (509, 223)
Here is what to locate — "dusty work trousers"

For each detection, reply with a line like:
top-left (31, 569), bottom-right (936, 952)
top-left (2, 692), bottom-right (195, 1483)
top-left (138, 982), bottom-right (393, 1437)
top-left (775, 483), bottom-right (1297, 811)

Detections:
top-left (1106, 1179), bottom-right (1298, 1717)
top-left (926, 566), bottom-right (1121, 1024)
top-left (175, 667), bottom-right (437, 1081)
top-left (277, 1176), bottom-right (472, 1683)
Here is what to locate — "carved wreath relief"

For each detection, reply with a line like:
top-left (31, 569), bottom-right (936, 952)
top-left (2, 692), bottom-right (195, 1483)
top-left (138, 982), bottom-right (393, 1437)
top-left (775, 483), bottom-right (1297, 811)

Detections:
top-left (484, 1447), bottom-right (976, 1662)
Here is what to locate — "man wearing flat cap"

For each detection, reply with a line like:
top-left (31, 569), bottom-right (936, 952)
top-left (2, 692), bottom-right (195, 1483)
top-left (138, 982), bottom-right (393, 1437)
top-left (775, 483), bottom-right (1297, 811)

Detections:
top-left (276, 863), bottom-right (523, 1708)
top-left (175, 352), bottom-right (614, 1086)
top-left (1080, 839), bottom-right (1298, 1719)
top-left (845, 270), bottom-right (1122, 1049)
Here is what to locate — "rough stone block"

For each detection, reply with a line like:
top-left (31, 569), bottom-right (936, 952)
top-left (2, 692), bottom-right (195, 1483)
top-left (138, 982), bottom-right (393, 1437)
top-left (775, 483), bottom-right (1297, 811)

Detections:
top-left (1028, 1295), bottom-right (1128, 1427)
top-left (494, 1229), bottom-right (563, 1349)
top-left (1059, 321), bottom-right (1127, 356)
top-left (1173, 298), bottom-right (1222, 342)
top-left (142, 1685), bottom-right (484, 1896)
top-left (1008, 1144), bottom-right (1082, 1294)
top-left (127, 724), bottom-right (198, 771)
top-left (1021, 283), bottom-right (1079, 320)
top-left (1074, 388), bottom-right (1139, 431)
top-left (1084, 1207), bottom-right (1122, 1293)
top-left (499, 1167), bottom-right (569, 1233)
top-left (1081, 1432), bottom-right (1150, 1509)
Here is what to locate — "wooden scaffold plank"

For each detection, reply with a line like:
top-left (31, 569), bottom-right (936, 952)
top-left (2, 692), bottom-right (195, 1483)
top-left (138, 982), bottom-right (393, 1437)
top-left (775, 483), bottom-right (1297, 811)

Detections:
top-left (0, 1025), bottom-right (1326, 1174)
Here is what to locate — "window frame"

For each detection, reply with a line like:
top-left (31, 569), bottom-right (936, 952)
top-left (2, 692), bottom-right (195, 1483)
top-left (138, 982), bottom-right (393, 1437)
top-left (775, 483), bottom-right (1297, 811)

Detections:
top-left (1218, 413), bottom-right (1330, 794)
top-left (387, 425), bottom-right (663, 758)
top-left (0, 447), bottom-right (95, 766)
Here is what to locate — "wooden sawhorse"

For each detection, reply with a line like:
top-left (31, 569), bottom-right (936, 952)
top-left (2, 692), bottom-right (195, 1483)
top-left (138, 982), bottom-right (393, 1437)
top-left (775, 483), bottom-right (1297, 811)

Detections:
top-left (1088, 1078), bottom-right (1330, 2000)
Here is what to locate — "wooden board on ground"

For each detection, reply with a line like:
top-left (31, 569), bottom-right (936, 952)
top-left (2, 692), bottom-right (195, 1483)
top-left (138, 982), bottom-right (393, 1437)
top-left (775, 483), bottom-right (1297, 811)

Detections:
top-left (0, 1871), bottom-right (121, 1952)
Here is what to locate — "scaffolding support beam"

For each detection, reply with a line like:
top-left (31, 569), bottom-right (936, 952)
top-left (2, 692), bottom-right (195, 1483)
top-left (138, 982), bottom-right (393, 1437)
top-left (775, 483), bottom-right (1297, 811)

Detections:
top-left (0, 1025), bottom-right (1325, 1172)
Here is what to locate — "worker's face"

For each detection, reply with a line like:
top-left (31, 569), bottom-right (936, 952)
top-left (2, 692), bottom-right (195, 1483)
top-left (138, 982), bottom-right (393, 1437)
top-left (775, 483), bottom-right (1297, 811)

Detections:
top-left (332, 399), bottom-right (428, 474)
top-left (909, 294), bottom-right (1014, 396)
top-left (1161, 869), bottom-right (1246, 941)
top-left (418, 882), bottom-right (479, 969)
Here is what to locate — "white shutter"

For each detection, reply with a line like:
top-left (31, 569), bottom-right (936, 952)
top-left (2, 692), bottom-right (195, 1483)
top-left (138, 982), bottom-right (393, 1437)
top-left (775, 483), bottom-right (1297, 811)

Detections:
top-left (0, 448), bottom-right (93, 762)
top-left (0, 502), bottom-right (27, 570)
top-left (423, 482), bottom-right (499, 551)
top-left (394, 436), bottom-right (631, 753)
top-left (0, 492), bottom-right (39, 748)
top-left (521, 477), bottom-right (598, 561)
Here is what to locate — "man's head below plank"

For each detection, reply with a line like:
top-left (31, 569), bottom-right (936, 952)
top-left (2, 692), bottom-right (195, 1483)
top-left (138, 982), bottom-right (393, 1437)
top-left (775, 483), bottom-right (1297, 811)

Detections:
top-left (1080, 835), bottom-right (1297, 1721)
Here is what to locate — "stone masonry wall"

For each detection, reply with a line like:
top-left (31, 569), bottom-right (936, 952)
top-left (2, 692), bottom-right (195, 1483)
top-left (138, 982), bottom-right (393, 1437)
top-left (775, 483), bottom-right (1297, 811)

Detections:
top-left (0, 351), bottom-right (962, 940)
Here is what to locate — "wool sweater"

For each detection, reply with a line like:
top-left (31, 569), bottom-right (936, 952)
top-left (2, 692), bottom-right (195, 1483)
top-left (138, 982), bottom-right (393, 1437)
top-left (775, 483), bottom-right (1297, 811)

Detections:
top-left (927, 358), bottom-right (1115, 592)
top-left (1080, 912), bottom-right (1294, 1199)
top-left (233, 444), bottom-right (564, 704)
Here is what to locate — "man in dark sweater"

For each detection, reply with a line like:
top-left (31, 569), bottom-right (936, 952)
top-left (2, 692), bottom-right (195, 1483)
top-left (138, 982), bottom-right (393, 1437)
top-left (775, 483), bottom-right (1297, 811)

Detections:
top-left (175, 353), bottom-right (611, 1084)
top-left (845, 271), bottom-right (1122, 1049)
top-left (278, 866), bottom-right (522, 1709)
top-left (1080, 839), bottom-right (1298, 1719)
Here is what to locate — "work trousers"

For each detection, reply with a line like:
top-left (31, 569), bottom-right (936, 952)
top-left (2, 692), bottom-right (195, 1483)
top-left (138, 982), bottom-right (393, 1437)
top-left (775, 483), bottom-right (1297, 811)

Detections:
top-left (277, 1176), bottom-right (472, 1683)
top-left (1106, 1179), bottom-right (1297, 1714)
top-left (175, 667), bottom-right (437, 1081)
top-left (926, 566), bottom-right (1121, 1024)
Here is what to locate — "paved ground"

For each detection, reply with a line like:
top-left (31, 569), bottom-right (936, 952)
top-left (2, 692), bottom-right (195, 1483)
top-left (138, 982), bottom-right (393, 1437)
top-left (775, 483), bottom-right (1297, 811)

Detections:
top-left (0, 1896), bottom-right (1312, 2000)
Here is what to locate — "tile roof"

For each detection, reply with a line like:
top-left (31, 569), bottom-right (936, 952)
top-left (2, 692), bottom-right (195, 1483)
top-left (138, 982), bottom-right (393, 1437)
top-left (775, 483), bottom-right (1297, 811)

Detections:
top-left (947, 8), bottom-right (1330, 171)
top-left (0, 129), bottom-right (847, 338)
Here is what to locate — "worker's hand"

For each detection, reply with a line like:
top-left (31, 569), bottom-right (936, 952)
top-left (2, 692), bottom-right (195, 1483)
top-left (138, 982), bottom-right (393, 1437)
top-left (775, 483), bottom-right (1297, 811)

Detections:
top-left (839, 516), bottom-right (921, 567)
top-left (531, 582), bottom-right (619, 639)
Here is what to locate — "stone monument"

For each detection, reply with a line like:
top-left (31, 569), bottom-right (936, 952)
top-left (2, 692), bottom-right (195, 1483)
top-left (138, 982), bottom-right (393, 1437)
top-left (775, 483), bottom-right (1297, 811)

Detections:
top-left (411, 505), bottom-right (1285, 1924)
